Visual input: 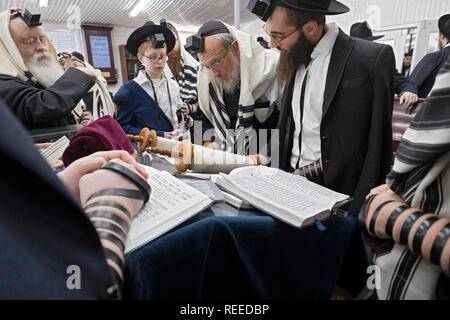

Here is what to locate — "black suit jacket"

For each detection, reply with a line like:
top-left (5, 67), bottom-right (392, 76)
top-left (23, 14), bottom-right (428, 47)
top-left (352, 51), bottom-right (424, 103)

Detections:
top-left (409, 46), bottom-right (450, 98)
top-left (0, 68), bottom-right (94, 130)
top-left (0, 100), bottom-right (114, 299)
top-left (277, 30), bottom-right (395, 216)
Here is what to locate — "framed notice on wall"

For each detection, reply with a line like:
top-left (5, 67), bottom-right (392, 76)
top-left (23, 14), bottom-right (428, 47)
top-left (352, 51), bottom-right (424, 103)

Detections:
top-left (82, 25), bottom-right (117, 84)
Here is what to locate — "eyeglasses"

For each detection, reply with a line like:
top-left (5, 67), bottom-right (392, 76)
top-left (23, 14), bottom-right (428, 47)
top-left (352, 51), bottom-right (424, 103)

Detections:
top-left (18, 36), bottom-right (48, 48)
top-left (262, 24), bottom-right (299, 45)
top-left (200, 50), bottom-right (229, 72)
top-left (141, 53), bottom-right (169, 63)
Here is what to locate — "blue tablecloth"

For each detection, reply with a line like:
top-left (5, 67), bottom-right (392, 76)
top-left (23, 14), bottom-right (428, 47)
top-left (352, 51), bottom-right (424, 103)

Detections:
top-left (123, 208), bottom-right (369, 300)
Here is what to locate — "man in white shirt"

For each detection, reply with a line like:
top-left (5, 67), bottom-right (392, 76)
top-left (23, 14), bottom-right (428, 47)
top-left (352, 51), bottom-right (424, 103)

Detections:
top-left (249, 0), bottom-right (396, 216)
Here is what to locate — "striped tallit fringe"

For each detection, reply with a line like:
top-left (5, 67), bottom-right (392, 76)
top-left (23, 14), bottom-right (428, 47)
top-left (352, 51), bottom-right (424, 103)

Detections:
top-left (376, 56), bottom-right (450, 300)
top-left (208, 83), bottom-right (254, 154)
top-left (177, 57), bottom-right (198, 105)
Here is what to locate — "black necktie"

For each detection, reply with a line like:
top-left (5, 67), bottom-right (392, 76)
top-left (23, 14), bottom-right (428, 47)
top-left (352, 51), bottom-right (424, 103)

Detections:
top-left (296, 70), bottom-right (308, 170)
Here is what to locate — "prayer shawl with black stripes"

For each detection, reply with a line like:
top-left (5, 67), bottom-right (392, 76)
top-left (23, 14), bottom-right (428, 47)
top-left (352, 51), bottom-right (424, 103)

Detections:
top-left (197, 23), bottom-right (280, 154)
top-left (374, 57), bottom-right (450, 300)
top-left (165, 45), bottom-right (199, 107)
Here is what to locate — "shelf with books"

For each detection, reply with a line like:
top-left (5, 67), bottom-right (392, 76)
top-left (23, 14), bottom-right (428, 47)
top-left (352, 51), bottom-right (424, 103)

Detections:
top-left (119, 44), bottom-right (141, 83)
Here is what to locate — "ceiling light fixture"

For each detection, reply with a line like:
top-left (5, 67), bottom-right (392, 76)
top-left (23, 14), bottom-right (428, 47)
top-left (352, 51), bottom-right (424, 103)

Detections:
top-left (129, 0), bottom-right (153, 17)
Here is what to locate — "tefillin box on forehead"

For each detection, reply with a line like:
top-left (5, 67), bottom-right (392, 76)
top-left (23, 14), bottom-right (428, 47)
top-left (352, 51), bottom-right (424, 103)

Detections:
top-left (10, 9), bottom-right (42, 27)
top-left (148, 34), bottom-right (166, 49)
top-left (185, 20), bottom-right (230, 54)
top-left (185, 34), bottom-right (204, 54)
top-left (247, 0), bottom-right (273, 22)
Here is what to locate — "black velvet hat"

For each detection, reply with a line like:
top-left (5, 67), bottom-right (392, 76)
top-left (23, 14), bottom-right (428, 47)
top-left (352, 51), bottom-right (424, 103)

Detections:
top-left (275, 0), bottom-right (349, 15)
top-left (350, 21), bottom-right (384, 41)
top-left (126, 20), bottom-right (176, 56)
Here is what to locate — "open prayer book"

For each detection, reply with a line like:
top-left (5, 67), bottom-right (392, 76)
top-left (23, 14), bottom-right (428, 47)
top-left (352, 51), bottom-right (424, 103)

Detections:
top-left (125, 166), bottom-right (214, 254)
top-left (214, 166), bottom-right (351, 228)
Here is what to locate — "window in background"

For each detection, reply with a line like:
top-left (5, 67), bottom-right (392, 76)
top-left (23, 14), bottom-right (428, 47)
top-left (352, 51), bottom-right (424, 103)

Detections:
top-left (46, 29), bottom-right (81, 55)
top-left (404, 28), bottom-right (417, 53)
top-left (427, 32), bottom-right (440, 54)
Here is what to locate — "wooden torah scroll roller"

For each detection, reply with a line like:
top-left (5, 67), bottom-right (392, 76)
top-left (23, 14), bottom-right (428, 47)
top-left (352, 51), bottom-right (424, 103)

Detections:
top-left (150, 140), bottom-right (265, 173)
top-left (127, 128), bottom-right (157, 153)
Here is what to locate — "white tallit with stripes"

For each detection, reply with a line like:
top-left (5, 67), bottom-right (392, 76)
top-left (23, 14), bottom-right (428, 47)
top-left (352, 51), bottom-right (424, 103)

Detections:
top-left (197, 23), bottom-right (280, 154)
top-left (374, 57), bottom-right (450, 300)
top-left (165, 44), bottom-right (199, 106)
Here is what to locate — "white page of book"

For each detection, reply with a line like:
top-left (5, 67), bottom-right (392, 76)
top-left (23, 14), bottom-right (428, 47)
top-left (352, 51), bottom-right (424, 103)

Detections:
top-left (230, 166), bottom-right (348, 204)
top-left (40, 136), bottom-right (70, 161)
top-left (221, 175), bottom-right (327, 219)
top-left (125, 166), bottom-right (213, 254)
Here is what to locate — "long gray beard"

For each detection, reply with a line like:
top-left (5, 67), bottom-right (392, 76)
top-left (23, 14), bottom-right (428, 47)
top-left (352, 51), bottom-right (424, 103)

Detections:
top-left (218, 56), bottom-right (241, 95)
top-left (25, 52), bottom-right (65, 88)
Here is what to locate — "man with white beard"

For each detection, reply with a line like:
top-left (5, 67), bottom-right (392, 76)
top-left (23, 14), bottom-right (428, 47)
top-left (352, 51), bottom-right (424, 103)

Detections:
top-left (0, 9), bottom-right (98, 130)
top-left (187, 20), bottom-right (280, 155)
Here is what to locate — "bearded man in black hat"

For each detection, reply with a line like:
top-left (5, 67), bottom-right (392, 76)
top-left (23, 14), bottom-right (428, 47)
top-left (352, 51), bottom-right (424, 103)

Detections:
top-left (248, 0), bottom-right (396, 216)
top-left (409, 14), bottom-right (450, 98)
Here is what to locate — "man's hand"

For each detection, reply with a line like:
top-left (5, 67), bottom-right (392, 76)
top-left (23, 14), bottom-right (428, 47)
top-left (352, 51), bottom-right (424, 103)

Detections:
top-left (399, 91), bottom-right (419, 108)
top-left (76, 67), bottom-right (99, 82)
top-left (35, 143), bottom-right (53, 152)
top-left (368, 184), bottom-right (405, 203)
top-left (181, 103), bottom-right (190, 116)
top-left (57, 150), bottom-right (148, 201)
top-left (81, 111), bottom-right (94, 126)
top-left (36, 143), bottom-right (65, 170)
top-left (203, 142), bottom-right (221, 150)
top-left (164, 131), bottom-right (173, 139)
top-left (79, 159), bottom-right (145, 220)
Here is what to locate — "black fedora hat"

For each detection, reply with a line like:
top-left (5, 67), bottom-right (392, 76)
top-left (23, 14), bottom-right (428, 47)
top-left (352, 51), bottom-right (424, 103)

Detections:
top-left (277, 0), bottom-right (350, 15)
top-left (438, 14), bottom-right (450, 38)
top-left (350, 21), bottom-right (384, 41)
top-left (126, 20), bottom-right (176, 57)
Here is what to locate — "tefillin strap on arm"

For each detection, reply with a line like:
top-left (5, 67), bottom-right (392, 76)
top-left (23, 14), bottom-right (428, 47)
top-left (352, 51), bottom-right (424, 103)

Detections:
top-left (298, 158), bottom-right (324, 184)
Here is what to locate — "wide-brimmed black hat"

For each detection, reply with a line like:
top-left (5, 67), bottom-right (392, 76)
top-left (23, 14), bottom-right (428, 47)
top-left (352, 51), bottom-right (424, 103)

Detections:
top-left (350, 21), bottom-right (384, 41)
top-left (438, 14), bottom-right (450, 38)
top-left (276, 0), bottom-right (349, 15)
top-left (126, 20), bottom-right (176, 57)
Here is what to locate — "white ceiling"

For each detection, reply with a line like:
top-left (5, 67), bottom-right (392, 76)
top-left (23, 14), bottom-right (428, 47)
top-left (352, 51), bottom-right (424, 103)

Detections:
top-left (1, 0), bottom-right (259, 31)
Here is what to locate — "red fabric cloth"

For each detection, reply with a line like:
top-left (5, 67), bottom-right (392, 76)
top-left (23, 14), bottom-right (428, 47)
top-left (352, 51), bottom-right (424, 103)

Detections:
top-left (63, 116), bottom-right (135, 167)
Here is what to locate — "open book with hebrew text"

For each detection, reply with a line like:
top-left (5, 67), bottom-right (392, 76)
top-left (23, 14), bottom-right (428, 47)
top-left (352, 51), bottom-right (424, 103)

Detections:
top-left (125, 165), bottom-right (214, 254)
top-left (214, 166), bottom-right (351, 228)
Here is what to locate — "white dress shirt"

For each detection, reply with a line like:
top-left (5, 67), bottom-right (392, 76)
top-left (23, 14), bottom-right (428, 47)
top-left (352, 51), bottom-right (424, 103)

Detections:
top-left (134, 70), bottom-right (183, 130)
top-left (290, 23), bottom-right (339, 170)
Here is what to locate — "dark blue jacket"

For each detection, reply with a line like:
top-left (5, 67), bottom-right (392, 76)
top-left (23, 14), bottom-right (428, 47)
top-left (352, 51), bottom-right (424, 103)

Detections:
top-left (114, 81), bottom-right (174, 137)
top-left (410, 46), bottom-right (450, 98)
top-left (0, 100), bottom-right (114, 299)
top-left (395, 70), bottom-right (418, 95)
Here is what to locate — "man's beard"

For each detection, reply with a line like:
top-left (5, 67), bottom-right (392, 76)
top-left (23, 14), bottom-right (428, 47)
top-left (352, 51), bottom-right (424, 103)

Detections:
top-left (276, 31), bottom-right (315, 85)
top-left (217, 53), bottom-right (241, 95)
top-left (167, 50), bottom-right (182, 80)
top-left (24, 52), bottom-right (65, 88)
